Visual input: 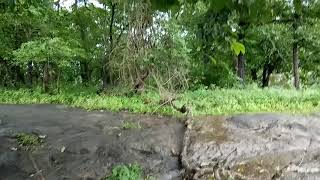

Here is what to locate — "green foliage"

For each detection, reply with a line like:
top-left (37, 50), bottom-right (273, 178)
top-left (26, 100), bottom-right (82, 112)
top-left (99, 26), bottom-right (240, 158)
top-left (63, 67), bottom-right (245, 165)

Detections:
top-left (1, 86), bottom-right (320, 116)
top-left (2, 0), bottom-right (320, 99)
top-left (245, 23), bottom-right (291, 81)
top-left (293, 0), bottom-right (303, 14)
top-left (150, 0), bottom-right (179, 12)
top-left (230, 40), bottom-right (245, 56)
top-left (106, 164), bottom-right (142, 180)
top-left (182, 86), bottom-right (320, 115)
top-left (195, 60), bottom-right (237, 88)
top-left (121, 121), bottom-right (141, 130)
top-left (13, 37), bottom-right (84, 66)
top-left (16, 133), bottom-right (42, 147)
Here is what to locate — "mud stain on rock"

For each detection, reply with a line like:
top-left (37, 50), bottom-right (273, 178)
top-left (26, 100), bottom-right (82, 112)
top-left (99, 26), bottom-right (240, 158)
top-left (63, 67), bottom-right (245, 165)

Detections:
top-left (191, 116), bottom-right (229, 144)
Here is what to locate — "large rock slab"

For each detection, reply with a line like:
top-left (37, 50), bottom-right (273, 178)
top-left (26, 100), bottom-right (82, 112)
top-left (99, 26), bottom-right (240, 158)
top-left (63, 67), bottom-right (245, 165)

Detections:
top-left (183, 114), bottom-right (320, 180)
top-left (2, 104), bottom-right (320, 180)
top-left (0, 104), bottom-right (185, 180)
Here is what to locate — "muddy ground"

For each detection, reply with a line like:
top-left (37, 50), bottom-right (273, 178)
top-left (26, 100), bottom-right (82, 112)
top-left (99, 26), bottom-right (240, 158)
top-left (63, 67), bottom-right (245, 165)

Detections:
top-left (1, 104), bottom-right (320, 180)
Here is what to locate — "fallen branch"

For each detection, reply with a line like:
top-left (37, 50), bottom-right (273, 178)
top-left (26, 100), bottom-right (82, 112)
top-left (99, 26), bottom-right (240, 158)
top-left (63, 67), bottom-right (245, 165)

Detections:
top-left (298, 138), bottom-right (313, 166)
top-left (151, 98), bottom-right (173, 114)
top-left (133, 70), bottom-right (149, 94)
top-left (28, 152), bottom-right (45, 180)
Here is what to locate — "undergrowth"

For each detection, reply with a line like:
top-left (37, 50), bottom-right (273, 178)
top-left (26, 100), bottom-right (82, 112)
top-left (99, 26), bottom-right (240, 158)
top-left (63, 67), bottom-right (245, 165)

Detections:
top-left (106, 164), bottom-right (142, 180)
top-left (16, 133), bottom-right (43, 149)
top-left (122, 121), bottom-right (142, 130)
top-left (1, 85), bottom-right (320, 115)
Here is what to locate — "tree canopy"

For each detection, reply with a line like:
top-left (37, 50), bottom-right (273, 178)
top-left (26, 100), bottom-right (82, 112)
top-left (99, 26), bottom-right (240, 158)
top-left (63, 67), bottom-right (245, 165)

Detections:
top-left (1, 0), bottom-right (320, 92)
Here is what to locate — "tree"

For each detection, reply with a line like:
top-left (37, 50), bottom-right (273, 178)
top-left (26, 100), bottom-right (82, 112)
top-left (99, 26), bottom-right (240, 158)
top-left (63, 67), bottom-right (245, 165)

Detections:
top-left (246, 23), bottom-right (291, 87)
top-left (13, 38), bottom-right (85, 92)
top-left (2, 0), bottom-right (320, 92)
top-left (72, 3), bottom-right (100, 84)
top-left (0, 0), bottom-right (53, 87)
top-left (182, 0), bottom-right (274, 86)
top-left (275, 0), bottom-right (320, 89)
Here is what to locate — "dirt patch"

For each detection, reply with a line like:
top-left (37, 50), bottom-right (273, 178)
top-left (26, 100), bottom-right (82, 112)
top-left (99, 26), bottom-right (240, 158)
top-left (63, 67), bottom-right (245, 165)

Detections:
top-left (190, 116), bottom-right (229, 144)
top-left (0, 104), bottom-right (185, 180)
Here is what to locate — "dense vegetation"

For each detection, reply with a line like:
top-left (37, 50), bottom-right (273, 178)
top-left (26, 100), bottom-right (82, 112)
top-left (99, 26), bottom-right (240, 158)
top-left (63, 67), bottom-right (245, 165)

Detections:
top-left (1, 86), bottom-right (320, 115)
top-left (1, 0), bottom-right (320, 114)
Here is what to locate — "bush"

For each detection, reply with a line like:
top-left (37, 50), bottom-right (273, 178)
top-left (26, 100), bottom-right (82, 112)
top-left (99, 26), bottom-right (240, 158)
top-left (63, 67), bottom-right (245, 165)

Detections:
top-left (106, 164), bottom-right (142, 180)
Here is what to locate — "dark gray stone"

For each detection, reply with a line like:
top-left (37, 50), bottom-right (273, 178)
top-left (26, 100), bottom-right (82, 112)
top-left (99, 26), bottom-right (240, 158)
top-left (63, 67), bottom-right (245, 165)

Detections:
top-left (2, 104), bottom-right (320, 180)
top-left (0, 104), bottom-right (185, 180)
top-left (182, 114), bottom-right (320, 180)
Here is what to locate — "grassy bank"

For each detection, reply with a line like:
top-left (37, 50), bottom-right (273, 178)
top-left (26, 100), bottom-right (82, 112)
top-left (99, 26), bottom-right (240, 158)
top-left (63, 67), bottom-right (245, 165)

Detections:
top-left (0, 86), bottom-right (320, 116)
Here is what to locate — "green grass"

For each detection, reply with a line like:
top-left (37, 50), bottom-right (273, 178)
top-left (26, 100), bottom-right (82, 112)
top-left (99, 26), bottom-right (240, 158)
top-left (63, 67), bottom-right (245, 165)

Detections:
top-left (16, 133), bottom-right (43, 147)
top-left (122, 121), bottom-right (142, 130)
top-left (106, 164), bottom-right (142, 180)
top-left (1, 85), bottom-right (320, 116)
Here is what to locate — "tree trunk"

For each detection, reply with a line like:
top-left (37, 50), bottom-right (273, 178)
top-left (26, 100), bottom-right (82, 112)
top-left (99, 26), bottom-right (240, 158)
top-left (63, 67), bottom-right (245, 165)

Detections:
top-left (102, 3), bottom-right (116, 89)
top-left (27, 61), bottom-right (33, 88)
top-left (17, 66), bottom-right (25, 85)
top-left (292, 12), bottom-right (300, 90)
top-left (56, 68), bottom-right (60, 93)
top-left (237, 21), bottom-right (248, 85)
top-left (262, 63), bottom-right (274, 88)
top-left (80, 62), bottom-right (90, 84)
top-left (251, 69), bottom-right (258, 81)
top-left (233, 56), bottom-right (238, 74)
top-left (102, 67), bottom-right (109, 89)
top-left (0, 59), bottom-right (8, 87)
top-left (33, 63), bottom-right (40, 85)
top-left (43, 62), bottom-right (49, 93)
top-left (237, 52), bottom-right (245, 84)
top-left (11, 65), bottom-right (24, 87)
top-left (293, 42), bottom-right (300, 89)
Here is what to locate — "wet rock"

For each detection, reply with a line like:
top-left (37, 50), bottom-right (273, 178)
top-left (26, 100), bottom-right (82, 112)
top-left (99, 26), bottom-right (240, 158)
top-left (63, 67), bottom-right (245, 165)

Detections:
top-left (0, 137), bottom-right (30, 180)
top-left (5, 104), bottom-right (320, 180)
top-left (0, 104), bottom-right (185, 180)
top-left (0, 151), bottom-right (19, 168)
top-left (182, 114), bottom-right (320, 179)
top-left (80, 148), bottom-right (90, 155)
